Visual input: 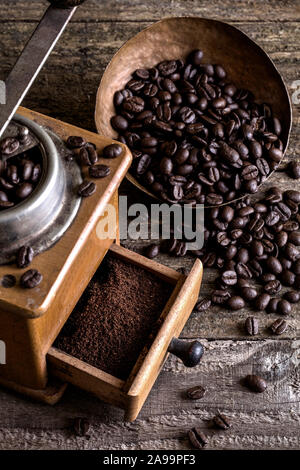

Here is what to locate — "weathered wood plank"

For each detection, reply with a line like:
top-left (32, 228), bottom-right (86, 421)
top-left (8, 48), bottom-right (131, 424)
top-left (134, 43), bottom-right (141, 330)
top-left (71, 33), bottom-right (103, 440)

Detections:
top-left (0, 339), bottom-right (299, 449)
top-left (0, 0), bottom-right (299, 23)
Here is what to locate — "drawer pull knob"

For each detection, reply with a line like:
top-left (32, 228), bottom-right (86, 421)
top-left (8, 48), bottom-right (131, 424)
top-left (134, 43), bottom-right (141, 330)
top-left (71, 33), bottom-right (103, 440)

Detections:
top-left (168, 338), bottom-right (204, 367)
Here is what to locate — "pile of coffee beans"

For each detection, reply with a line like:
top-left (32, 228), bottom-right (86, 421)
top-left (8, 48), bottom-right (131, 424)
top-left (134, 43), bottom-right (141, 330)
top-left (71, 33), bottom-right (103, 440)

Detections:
top-left (154, 187), bottom-right (300, 325)
top-left (0, 128), bottom-right (42, 210)
top-left (195, 186), bottom-right (300, 317)
top-left (111, 50), bottom-right (284, 205)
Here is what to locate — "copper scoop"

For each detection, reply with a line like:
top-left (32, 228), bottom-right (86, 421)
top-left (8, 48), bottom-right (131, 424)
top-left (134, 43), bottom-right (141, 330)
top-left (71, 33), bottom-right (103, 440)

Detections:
top-left (95, 17), bottom-right (292, 207)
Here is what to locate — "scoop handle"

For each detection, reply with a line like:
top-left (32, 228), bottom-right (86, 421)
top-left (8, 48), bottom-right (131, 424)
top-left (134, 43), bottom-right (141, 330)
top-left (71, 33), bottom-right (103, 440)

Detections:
top-left (168, 337), bottom-right (204, 367)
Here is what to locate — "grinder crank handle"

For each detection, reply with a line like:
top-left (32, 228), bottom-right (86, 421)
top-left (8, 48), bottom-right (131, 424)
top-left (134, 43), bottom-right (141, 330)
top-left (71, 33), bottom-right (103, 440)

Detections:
top-left (167, 337), bottom-right (204, 367)
top-left (0, 0), bottom-right (86, 139)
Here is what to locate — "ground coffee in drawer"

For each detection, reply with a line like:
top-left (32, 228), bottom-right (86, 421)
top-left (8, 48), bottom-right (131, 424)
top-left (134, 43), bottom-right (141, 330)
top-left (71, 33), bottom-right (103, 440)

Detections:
top-left (55, 253), bottom-right (174, 379)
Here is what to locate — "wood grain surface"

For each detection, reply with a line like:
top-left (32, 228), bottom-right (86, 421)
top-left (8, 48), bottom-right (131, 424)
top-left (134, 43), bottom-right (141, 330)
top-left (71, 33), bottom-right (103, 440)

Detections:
top-left (0, 0), bottom-right (299, 450)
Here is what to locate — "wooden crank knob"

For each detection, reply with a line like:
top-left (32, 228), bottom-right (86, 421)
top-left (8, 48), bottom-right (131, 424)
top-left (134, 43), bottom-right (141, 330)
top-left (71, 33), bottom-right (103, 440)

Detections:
top-left (167, 338), bottom-right (204, 367)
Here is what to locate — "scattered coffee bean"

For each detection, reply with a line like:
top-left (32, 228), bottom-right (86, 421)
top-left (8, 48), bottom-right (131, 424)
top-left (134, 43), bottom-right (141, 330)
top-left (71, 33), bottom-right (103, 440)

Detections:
top-left (1, 274), bottom-right (16, 288)
top-left (144, 244), bottom-right (159, 259)
top-left (240, 287), bottom-right (258, 301)
top-left (186, 385), bottom-right (206, 400)
top-left (188, 428), bottom-right (208, 449)
top-left (227, 296), bottom-right (245, 310)
top-left (195, 297), bottom-right (211, 311)
top-left (78, 180), bottom-right (96, 197)
top-left (213, 413), bottom-right (231, 430)
top-left (79, 145), bottom-right (98, 166)
top-left (270, 318), bottom-right (287, 335)
top-left (72, 417), bottom-right (90, 437)
top-left (255, 293), bottom-right (270, 311)
top-left (245, 316), bottom-right (258, 336)
top-left (17, 245), bottom-right (34, 268)
top-left (67, 136), bottom-right (86, 149)
top-left (20, 269), bottom-right (43, 288)
top-left (266, 298), bottom-right (280, 313)
top-left (89, 164), bottom-right (111, 178)
top-left (277, 299), bottom-right (291, 315)
top-left (264, 279), bottom-right (282, 295)
top-left (284, 291), bottom-right (300, 303)
top-left (288, 160), bottom-right (300, 179)
top-left (103, 143), bottom-right (123, 159)
top-left (222, 270), bottom-right (237, 286)
top-left (244, 374), bottom-right (267, 393)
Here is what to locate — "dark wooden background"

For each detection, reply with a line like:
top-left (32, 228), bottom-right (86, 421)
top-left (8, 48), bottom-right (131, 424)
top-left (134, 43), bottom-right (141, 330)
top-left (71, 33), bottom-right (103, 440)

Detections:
top-left (0, 0), bottom-right (299, 450)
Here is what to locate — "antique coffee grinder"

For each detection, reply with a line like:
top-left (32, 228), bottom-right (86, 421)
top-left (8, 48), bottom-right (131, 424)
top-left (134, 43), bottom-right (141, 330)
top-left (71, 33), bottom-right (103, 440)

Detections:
top-left (0, 0), bottom-right (203, 421)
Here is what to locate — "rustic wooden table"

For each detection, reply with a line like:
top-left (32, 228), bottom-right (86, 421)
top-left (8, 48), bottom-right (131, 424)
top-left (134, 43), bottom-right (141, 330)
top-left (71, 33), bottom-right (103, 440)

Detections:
top-left (0, 0), bottom-right (299, 450)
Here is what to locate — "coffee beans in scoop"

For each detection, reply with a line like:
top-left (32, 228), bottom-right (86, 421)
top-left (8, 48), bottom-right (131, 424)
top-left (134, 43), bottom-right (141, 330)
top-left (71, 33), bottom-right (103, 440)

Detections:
top-left (112, 51), bottom-right (283, 205)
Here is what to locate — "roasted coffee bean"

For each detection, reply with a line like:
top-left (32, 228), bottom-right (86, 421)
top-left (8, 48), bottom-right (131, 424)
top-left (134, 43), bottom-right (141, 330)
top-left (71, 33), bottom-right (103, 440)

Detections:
top-left (0, 137), bottom-right (20, 155)
top-left (73, 417), bottom-right (90, 437)
top-left (213, 414), bottom-right (231, 430)
top-left (31, 164), bottom-right (41, 183)
top-left (16, 182), bottom-right (34, 200)
top-left (89, 164), bottom-right (111, 179)
top-left (270, 318), bottom-right (287, 335)
top-left (1, 274), bottom-right (16, 288)
top-left (277, 299), bottom-right (291, 316)
top-left (0, 200), bottom-right (14, 209)
top-left (78, 146), bottom-right (98, 166)
top-left (280, 269), bottom-right (295, 287)
top-left (236, 263), bottom-right (252, 279)
top-left (20, 160), bottom-right (34, 181)
top-left (288, 160), bottom-right (300, 179)
top-left (221, 270), bottom-right (237, 286)
top-left (188, 428), bottom-right (208, 449)
top-left (241, 287), bottom-right (258, 301)
top-left (78, 180), bottom-right (96, 197)
top-left (144, 244), bottom-right (159, 259)
top-left (266, 256), bottom-right (282, 275)
top-left (266, 297), bottom-right (280, 313)
top-left (285, 242), bottom-right (300, 262)
top-left (244, 374), bottom-right (267, 393)
top-left (17, 245), bottom-right (34, 269)
top-left (255, 293), bottom-right (270, 311)
top-left (264, 280), bottom-right (282, 295)
top-left (284, 291), bottom-right (300, 303)
top-left (20, 269), bottom-right (43, 289)
top-left (227, 296), bottom-right (245, 310)
top-left (245, 316), bottom-right (258, 336)
top-left (195, 297), bottom-right (211, 311)
top-left (67, 136), bottom-right (86, 149)
top-left (212, 289), bottom-right (231, 305)
top-left (186, 385), bottom-right (206, 400)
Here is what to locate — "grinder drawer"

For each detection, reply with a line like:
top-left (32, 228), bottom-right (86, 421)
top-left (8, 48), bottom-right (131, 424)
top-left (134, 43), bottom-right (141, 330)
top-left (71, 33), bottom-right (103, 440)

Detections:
top-left (47, 243), bottom-right (203, 421)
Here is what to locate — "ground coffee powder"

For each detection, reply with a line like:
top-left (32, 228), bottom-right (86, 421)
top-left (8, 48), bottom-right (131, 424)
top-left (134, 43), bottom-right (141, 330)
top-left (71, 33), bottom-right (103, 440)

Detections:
top-left (55, 253), bottom-right (173, 380)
